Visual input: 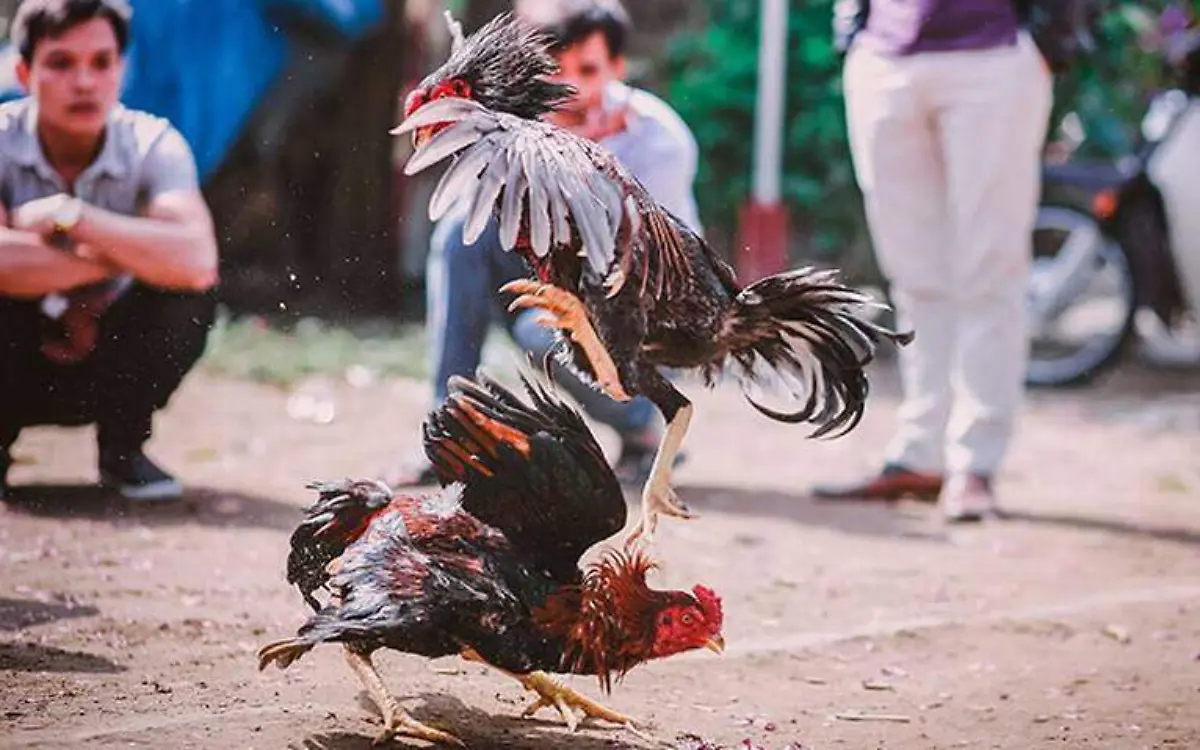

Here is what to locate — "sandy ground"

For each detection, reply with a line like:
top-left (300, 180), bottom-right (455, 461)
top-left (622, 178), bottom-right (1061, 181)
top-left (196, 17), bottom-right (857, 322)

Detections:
top-left (2, 359), bottom-right (1199, 750)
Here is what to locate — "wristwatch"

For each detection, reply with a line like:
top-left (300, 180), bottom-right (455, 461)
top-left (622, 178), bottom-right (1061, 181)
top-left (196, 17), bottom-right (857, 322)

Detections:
top-left (51, 194), bottom-right (84, 237)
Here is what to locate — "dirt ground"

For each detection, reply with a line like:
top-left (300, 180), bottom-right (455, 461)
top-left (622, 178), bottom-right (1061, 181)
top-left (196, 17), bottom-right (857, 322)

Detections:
top-left (2, 358), bottom-right (1199, 750)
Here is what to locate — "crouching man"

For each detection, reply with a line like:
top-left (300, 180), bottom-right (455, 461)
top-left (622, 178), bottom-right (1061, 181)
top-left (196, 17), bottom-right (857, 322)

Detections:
top-left (0, 0), bottom-right (218, 501)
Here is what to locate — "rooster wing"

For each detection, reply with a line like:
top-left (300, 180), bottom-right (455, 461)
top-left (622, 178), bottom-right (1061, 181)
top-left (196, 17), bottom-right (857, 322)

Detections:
top-left (396, 97), bottom-right (691, 299)
top-left (423, 371), bottom-right (626, 584)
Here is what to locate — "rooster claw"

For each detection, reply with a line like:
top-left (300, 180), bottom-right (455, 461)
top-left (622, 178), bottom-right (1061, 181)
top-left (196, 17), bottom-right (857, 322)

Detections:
top-left (373, 708), bottom-right (464, 747)
top-left (628, 479), bottom-right (695, 546)
top-left (519, 671), bottom-right (639, 734)
top-left (498, 280), bottom-right (632, 403)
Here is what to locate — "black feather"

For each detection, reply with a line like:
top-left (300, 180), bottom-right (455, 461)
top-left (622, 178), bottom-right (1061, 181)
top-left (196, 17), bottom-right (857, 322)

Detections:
top-left (724, 267), bottom-right (914, 438)
top-left (286, 478), bottom-right (393, 611)
top-left (419, 13), bottom-right (573, 120)
top-left (423, 371), bottom-right (625, 583)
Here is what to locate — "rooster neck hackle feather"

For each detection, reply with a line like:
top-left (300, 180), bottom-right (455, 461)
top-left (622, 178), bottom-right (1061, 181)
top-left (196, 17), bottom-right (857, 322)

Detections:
top-left (420, 13), bottom-right (574, 120)
top-left (534, 547), bottom-right (694, 692)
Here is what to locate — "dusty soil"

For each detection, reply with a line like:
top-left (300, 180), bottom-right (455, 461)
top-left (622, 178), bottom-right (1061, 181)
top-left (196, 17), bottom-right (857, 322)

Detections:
top-left (2, 359), bottom-right (1199, 750)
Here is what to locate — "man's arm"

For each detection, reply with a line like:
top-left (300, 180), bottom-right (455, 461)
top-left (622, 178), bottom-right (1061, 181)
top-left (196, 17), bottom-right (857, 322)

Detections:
top-left (14, 128), bottom-right (219, 292)
top-left (0, 203), bottom-right (115, 299)
top-left (70, 188), bottom-right (218, 291)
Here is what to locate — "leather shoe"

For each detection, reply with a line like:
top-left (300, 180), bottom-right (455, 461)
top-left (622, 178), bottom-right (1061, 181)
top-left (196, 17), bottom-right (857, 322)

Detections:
top-left (812, 463), bottom-right (943, 501)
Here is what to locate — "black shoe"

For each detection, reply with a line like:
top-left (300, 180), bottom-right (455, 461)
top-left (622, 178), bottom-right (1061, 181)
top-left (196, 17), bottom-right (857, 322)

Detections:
top-left (99, 449), bottom-right (183, 501)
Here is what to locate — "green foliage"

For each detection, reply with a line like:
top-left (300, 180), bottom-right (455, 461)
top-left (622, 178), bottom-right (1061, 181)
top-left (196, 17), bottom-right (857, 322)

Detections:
top-left (200, 308), bottom-right (429, 387)
top-left (660, 0), bottom-right (1198, 273)
top-left (663, 0), bottom-right (859, 264)
top-left (1052, 1), bottom-right (1200, 158)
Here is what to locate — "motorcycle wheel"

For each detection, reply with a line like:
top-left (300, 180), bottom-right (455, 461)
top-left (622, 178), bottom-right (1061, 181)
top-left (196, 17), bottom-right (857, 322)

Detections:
top-left (1025, 204), bottom-right (1137, 388)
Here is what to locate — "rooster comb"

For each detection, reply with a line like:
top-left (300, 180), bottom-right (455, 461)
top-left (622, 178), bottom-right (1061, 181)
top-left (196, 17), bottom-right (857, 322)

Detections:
top-left (691, 585), bottom-right (723, 629)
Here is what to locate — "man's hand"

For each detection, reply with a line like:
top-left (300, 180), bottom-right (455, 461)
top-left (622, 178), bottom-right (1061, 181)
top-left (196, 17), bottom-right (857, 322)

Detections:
top-left (11, 193), bottom-right (83, 238)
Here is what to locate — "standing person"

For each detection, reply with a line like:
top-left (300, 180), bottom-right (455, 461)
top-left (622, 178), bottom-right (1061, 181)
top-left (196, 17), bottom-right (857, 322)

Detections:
top-left (384, 0), bottom-right (702, 487)
top-left (0, 0), bottom-right (219, 501)
top-left (813, 0), bottom-right (1082, 520)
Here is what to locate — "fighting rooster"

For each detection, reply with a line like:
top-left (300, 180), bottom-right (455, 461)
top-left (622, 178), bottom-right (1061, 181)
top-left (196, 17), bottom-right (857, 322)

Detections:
top-left (258, 373), bottom-right (724, 746)
top-left (395, 14), bottom-right (913, 544)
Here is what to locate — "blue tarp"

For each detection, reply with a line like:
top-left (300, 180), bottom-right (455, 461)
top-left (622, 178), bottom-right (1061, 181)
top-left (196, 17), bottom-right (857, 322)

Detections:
top-left (0, 0), bottom-right (384, 181)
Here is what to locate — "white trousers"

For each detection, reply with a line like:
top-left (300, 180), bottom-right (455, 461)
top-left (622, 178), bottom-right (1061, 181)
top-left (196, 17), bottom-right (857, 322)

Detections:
top-left (843, 33), bottom-right (1053, 476)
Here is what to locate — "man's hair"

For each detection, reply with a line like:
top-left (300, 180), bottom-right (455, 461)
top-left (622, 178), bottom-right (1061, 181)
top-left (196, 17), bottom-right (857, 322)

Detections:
top-left (11, 0), bottom-right (133, 64)
top-left (522, 0), bottom-right (631, 59)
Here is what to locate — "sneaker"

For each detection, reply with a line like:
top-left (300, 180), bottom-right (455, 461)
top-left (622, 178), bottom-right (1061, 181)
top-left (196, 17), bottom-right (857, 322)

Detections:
top-left (99, 450), bottom-right (183, 501)
top-left (939, 473), bottom-right (998, 523)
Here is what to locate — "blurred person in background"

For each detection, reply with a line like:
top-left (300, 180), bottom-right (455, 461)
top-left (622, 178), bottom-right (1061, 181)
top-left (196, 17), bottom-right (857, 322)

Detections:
top-left (813, 0), bottom-right (1082, 520)
top-left (0, 0), bottom-right (218, 502)
top-left (383, 0), bottom-right (702, 488)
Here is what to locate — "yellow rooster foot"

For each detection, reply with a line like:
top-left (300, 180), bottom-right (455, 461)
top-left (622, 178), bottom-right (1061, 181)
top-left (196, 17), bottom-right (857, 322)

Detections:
top-left (343, 648), bottom-right (464, 747)
top-left (374, 700), bottom-right (464, 747)
top-left (625, 475), bottom-right (695, 548)
top-left (518, 671), bottom-right (643, 733)
top-left (500, 280), bottom-right (632, 402)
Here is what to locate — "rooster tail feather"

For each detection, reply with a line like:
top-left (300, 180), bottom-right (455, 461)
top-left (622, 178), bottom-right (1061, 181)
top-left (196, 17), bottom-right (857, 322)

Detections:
top-left (256, 637), bottom-right (314, 671)
top-left (723, 267), bottom-right (912, 437)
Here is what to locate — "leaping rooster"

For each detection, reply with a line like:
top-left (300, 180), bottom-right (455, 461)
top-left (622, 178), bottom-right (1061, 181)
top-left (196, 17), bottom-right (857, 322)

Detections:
top-left (395, 13), bottom-right (913, 544)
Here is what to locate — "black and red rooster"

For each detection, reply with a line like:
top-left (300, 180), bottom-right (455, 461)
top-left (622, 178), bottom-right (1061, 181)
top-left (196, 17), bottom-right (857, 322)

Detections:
top-left (395, 13), bottom-right (913, 544)
top-left (258, 373), bottom-right (724, 746)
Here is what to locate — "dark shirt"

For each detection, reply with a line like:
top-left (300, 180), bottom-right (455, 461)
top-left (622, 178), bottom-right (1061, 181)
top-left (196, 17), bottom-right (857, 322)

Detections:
top-left (860, 0), bottom-right (1020, 55)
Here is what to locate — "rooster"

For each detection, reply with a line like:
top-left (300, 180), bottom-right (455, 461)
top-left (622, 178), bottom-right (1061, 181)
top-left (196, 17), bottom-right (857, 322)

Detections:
top-left (258, 373), bottom-right (724, 746)
top-left (394, 13), bottom-right (913, 544)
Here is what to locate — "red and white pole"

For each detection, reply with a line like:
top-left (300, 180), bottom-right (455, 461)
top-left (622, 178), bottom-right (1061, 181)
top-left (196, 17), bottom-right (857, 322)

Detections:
top-left (736, 0), bottom-right (790, 282)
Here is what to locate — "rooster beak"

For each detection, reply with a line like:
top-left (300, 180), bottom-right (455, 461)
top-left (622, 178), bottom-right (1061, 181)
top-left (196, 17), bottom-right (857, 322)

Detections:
top-left (413, 128), bottom-right (431, 150)
top-left (704, 636), bottom-right (725, 654)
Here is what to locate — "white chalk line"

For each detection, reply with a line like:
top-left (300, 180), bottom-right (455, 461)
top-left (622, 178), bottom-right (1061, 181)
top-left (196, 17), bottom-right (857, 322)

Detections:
top-left (6, 582), bottom-right (1199, 745)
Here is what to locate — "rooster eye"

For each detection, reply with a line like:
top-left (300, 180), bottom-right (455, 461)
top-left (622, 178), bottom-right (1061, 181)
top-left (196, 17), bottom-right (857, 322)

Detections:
top-left (681, 613), bottom-right (694, 625)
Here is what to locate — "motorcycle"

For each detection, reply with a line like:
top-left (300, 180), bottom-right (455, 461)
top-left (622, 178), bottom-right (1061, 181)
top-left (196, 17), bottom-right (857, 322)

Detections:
top-left (1026, 14), bottom-right (1200, 387)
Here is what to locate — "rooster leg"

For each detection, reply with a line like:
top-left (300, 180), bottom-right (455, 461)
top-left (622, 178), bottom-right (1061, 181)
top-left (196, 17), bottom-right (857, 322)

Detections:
top-left (500, 279), bottom-right (632, 402)
top-left (343, 647), bottom-right (463, 747)
top-left (626, 399), bottom-right (695, 548)
top-left (518, 671), bottom-right (639, 732)
top-left (460, 648), bottom-right (643, 733)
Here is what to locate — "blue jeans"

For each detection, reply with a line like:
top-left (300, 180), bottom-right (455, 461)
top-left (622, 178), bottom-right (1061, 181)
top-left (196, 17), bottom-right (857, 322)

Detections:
top-left (425, 213), bottom-right (657, 439)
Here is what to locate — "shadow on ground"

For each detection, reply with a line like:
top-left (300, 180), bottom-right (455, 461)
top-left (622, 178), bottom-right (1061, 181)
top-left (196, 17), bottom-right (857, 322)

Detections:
top-left (669, 485), bottom-right (1200, 549)
top-left (293, 691), bottom-right (660, 749)
top-left (672, 483), bottom-right (946, 543)
top-left (0, 597), bottom-right (100, 632)
top-left (0, 641), bottom-right (125, 674)
top-left (1, 486), bottom-right (301, 531)
top-left (1002, 509), bottom-right (1200, 548)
